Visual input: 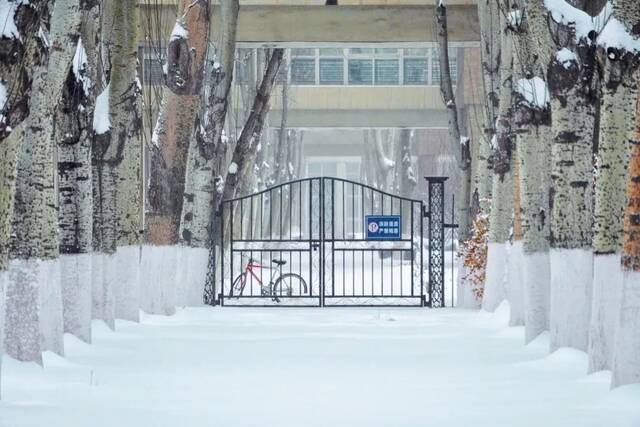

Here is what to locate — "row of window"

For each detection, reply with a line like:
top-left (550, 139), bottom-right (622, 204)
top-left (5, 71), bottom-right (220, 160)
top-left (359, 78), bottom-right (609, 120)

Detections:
top-left (140, 46), bottom-right (458, 87)
top-left (238, 47), bottom-right (457, 87)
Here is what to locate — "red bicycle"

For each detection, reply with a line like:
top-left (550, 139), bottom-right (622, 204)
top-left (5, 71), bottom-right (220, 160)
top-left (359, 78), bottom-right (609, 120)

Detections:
top-left (231, 257), bottom-right (308, 302)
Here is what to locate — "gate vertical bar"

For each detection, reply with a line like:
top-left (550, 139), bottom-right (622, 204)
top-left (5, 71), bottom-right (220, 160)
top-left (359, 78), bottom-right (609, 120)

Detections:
top-left (425, 177), bottom-right (447, 307)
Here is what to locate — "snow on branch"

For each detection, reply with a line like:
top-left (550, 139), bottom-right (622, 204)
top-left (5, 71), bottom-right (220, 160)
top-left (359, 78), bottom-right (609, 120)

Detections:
top-left (543, 0), bottom-right (612, 41)
top-left (598, 16), bottom-right (640, 53)
top-left (516, 76), bottom-right (550, 109)
top-left (170, 21), bottom-right (189, 42)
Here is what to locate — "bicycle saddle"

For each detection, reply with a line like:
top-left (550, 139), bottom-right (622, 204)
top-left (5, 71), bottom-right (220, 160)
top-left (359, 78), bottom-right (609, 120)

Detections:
top-left (271, 259), bottom-right (287, 266)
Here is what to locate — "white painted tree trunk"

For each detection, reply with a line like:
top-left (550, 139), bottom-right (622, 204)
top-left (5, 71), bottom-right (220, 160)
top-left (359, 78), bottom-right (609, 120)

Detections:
top-left (483, 16), bottom-right (514, 313)
top-left (57, 3), bottom-right (100, 342)
top-left (93, 0), bottom-right (142, 323)
top-left (528, 0), bottom-right (597, 352)
top-left (7, 0), bottom-right (82, 359)
top-left (589, 0), bottom-right (640, 373)
top-left (180, 0), bottom-right (238, 306)
top-left (511, 2), bottom-right (553, 341)
top-left (589, 65), bottom-right (637, 372)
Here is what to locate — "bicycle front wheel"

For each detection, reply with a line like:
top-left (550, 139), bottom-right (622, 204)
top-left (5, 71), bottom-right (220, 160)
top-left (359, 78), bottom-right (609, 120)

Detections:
top-left (273, 273), bottom-right (308, 299)
top-left (231, 272), bottom-right (247, 298)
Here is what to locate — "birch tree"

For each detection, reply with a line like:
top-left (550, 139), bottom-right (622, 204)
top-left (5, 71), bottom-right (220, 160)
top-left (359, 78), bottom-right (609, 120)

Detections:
top-left (511, 1), bottom-right (553, 343)
top-left (0, 0), bottom-right (53, 386)
top-left (476, 0), bottom-right (501, 210)
top-left (589, 0), bottom-right (640, 373)
top-left (7, 0), bottom-right (81, 361)
top-left (179, 0), bottom-right (238, 306)
top-left (613, 70), bottom-right (640, 388)
top-left (56, 2), bottom-right (100, 343)
top-left (482, 8), bottom-right (514, 313)
top-left (527, 0), bottom-right (600, 352)
top-left (92, 0), bottom-right (142, 326)
top-left (144, 0), bottom-right (210, 314)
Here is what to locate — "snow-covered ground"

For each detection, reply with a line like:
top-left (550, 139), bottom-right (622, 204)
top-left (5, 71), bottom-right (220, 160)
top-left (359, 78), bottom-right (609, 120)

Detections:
top-left (1, 305), bottom-right (639, 427)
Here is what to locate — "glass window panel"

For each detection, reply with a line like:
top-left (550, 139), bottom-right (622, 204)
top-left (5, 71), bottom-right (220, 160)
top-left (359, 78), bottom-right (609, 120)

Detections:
top-left (374, 59), bottom-right (399, 85)
top-left (291, 58), bottom-right (316, 84)
top-left (319, 48), bottom-right (343, 57)
top-left (319, 58), bottom-right (344, 85)
top-left (348, 48), bottom-right (373, 55)
top-left (143, 58), bottom-right (164, 86)
top-left (403, 58), bottom-right (427, 85)
top-left (348, 59), bottom-right (373, 85)
top-left (374, 48), bottom-right (399, 55)
top-left (291, 48), bottom-right (315, 57)
top-left (404, 48), bottom-right (428, 57)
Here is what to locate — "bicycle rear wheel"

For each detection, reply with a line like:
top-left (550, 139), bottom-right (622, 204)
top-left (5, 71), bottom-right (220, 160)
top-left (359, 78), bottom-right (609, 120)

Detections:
top-left (273, 273), bottom-right (308, 299)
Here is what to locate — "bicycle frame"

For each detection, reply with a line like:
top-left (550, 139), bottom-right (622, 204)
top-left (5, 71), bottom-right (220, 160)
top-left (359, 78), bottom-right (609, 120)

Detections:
top-left (236, 259), bottom-right (281, 295)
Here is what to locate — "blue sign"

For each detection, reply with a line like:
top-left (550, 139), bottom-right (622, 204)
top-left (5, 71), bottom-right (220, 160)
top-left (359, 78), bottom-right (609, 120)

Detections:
top-left (365, 215), bottom-right (401, 240)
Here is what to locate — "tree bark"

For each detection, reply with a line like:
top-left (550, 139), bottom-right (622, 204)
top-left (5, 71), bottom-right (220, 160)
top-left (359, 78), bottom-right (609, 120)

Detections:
top-left (220, 48), bottom-right (284, 239)
top-left (92, 0), bottom-right (142, 325)
top-left (483, 9), bottom-right (514, 313)
top-left (179, 0), bottom-right (237, 306)
top-left (147, 0), bottom-right (210, 246)
top-left (476, 0), bottom-right (500, 211)
top-left (436, 2), bottom-right (471, 242)
top-left (613, 70), bottom-right (640, 387)
top-left (7, 0), bottom-right (82, 361)
top-left (57, 2), bottom-right (100, 343)
top-left (528, 0), bottom-right (599, 352)
top-left (589, 1), bottom-right (640, 372)
top-left (510, 0), bottom-right (553, 342)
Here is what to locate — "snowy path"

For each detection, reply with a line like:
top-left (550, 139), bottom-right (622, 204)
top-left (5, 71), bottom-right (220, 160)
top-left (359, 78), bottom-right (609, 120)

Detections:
top-left (1, 306), bottom-right (639, 427)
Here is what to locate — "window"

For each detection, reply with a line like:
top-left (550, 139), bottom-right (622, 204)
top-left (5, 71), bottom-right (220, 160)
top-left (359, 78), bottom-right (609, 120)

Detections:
top-left (375, 59), bottom-right (399, 85)
top-left (139, 43), bottom-right (166, 86)
top-left (431, 47), bottom-right (457, 86)
top-left (291, 58), bottom-right (315, 84)
top-left (319, 58), bottom-right (343, 84)
top-left (291, 48), bottom-right (316, 85)
top-left (348, 59), bottom-right (373, 85)
top-left (403, 48), bottom-right (429, 85)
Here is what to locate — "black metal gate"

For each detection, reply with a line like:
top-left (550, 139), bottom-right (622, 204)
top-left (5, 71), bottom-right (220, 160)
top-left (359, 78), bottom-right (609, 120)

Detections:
top-left (209, 176), bottom-right (449, 307)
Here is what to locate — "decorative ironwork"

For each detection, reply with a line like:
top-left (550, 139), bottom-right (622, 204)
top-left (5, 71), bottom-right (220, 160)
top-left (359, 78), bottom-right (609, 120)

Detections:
top-left (208, 176), bottom-right (450, 308)
top-left (425, 177), bottom-right (447, 307)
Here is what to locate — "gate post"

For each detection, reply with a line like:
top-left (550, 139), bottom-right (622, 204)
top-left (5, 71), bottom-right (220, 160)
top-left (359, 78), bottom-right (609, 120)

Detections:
top-left (424, 177), bottom-right (447, 307)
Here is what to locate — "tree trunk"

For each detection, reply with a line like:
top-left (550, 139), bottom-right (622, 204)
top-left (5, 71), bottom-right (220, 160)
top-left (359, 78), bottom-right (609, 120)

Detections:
top-left (92, 0), bottom-right (142, 326)
top-left (143, 0), bottom-right (210, 314)
top-left (147, 0), bottom-right (210, 246)
top-left (0, 0), bottom-right (52, 380)
top-left (510, 1), bottom-right (553, 342)
top-left (613, 70), bottom-right (640, 387)
top-left (180, 0), bottom-right (238, 306)
top-left (589, 32), bottom-right (639, 372)
top-left (57, 3), bottom-right (99, 343)
top-left (528, 0), bottom-right (599, 352)
top-left (436, 1), bottom-right (471, 242)
top-left (476, 0), bottom-right (500, 211)
top-left (220, 48), bottom-right (284, 239)
top-left (7, 0), bottom-right (82, 361)
top-left (483, 11), bottom-right (514, 313)
top-left (506, 151), bottom-right (525, 326)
